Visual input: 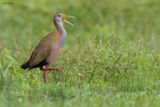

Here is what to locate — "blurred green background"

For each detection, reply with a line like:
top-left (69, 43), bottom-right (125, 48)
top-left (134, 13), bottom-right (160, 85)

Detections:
top-left (0, 0), bottom-right (160, 107)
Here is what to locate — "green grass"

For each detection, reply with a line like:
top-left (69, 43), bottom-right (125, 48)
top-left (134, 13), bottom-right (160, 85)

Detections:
top-left (0, 0), bottom-right (160, 107)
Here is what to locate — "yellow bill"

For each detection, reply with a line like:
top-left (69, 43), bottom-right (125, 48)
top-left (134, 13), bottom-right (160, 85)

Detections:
top-left (63, 15), bottom-right (75, 26)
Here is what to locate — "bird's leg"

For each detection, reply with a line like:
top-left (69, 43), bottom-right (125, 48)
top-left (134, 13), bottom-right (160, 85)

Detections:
top-left (42, 67), bottom-right (63, 72)
top-left (42, 70), bottom-right (48, 84)
top-left (40, 67), bottom-right (49, 84)
top-left (44, 68), bottom-right (64, 78)
top-left (40, 67), bottom-right (63, 83)
top-left (40, 66), bottom-right (63, 72)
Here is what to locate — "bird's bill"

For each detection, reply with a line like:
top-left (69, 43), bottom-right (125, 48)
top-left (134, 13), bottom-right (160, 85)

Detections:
top-left (63, 15), bottom-right (75, 26)
top-left (64, 20), bottom-right (74, 26)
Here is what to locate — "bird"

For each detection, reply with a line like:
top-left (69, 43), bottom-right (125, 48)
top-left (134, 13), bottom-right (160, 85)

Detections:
top-left (21, 13), bottom-right (74, 84)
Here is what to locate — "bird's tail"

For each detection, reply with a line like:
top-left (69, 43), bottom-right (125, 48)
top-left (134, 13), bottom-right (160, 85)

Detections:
top-left (21, 62), bottom-right (29, 69)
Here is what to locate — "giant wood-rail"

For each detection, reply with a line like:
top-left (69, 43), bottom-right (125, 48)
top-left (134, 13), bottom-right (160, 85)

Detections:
top-left (21, 13), bottom-right (74, 84)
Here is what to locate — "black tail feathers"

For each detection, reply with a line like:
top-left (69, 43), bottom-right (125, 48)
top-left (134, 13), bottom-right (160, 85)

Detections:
top-left (21, 62), bottom-right (28, 69)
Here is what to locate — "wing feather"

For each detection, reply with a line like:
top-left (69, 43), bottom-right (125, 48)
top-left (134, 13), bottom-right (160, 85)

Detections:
top-left (27, 32), bottom-right (55, 68)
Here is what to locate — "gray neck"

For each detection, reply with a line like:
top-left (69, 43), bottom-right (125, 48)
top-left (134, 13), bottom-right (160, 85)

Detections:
top-left (56, 22), bottom-right (67, 47)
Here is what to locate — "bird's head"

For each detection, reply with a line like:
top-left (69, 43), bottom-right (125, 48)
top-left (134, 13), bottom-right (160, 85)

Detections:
top-left (54, 13), bottom-right (75, 26)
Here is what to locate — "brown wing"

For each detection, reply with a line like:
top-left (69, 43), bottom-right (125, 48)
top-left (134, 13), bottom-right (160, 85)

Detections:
top-left (27, 32), bottom-right (55, 68)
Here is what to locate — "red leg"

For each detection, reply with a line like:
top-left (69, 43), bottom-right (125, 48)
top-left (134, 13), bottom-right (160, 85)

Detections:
top-left (40, 67), bottom-right (63, 84)
top-left (42, 67), bottom-right (63, 71)
top-left (42, 70), bottom-right (48, 84)
top-left (45, 68), bottom-right (64, 78)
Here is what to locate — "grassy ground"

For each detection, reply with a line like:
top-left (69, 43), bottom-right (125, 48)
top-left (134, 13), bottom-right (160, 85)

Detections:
top-left (0, 0), bottom-right (160, 107)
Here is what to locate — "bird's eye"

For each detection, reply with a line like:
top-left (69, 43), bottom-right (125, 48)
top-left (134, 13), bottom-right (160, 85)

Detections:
top-left (58, 14), bottom-right (61, 17)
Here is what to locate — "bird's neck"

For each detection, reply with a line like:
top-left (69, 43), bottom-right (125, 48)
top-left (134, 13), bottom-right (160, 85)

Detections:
top-left (55, 22), bottom-right (67, 47)
top-left (56, 22), bottom-right (66, 33)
